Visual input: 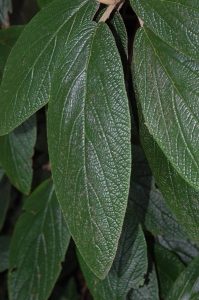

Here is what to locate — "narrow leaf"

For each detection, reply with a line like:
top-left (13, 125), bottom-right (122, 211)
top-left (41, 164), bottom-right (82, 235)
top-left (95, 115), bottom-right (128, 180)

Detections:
top-left (78, 209), bottom-right (147, 300)
top-left (0, 236), bottom-right (10, 273)
top-left (48, 21), bottom-right (131, 278)
top-left (8, 179), bottom-right (71, 300)
top-left (127, 262), bottom-right (159, 300)
top-left (0, 0), bottom-right (99, 135)
top-left (129, 145), bottom-right (188, 239)
top-left (154, 244), bottom-right (185, 299)
top-left (0, 26), bottom-right (25, 82)
top-left (0, 115), bottom-right (36, 194)
top-left (134, 26), bottom-right (199, 191)
top-left (0, 176), bottom-right (11, 231)
top-left (138, 109), bottom-right (199, 246)
top-left (166, 255), bottom-right (199, 300)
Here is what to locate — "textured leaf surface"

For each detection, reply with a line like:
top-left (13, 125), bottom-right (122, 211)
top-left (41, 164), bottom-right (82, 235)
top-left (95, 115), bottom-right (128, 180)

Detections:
top-left (8, 179), bottom-right (71, 300)
top-left (0, 0), bottom-right (12, 24)
top-left (139, 111), bottom-right (199, 246)
top-left (0, 236), bottom-right (10, 272)
top-left (156, 236), bottom-right (199, 265)
top-left (127, 262), bottom-right (159, 300)
top-left (134, 26), bottom-right (199, 192)
top-left (0, 26), bottom-right (24, 82)
top-left (0, 176), bottom-right (11, 230)
top-left (48, 21), bottom-right (131, 278)
top-left (154, 244), bottom-right (185, 299)
top-left (129, 145), bottom-right (188, 239)
top-left (130, 0), bottom-right (199, 60)
top-left (0, 0), bottom-right (99, 135)
top-left (0, 115), bottom-right (36, 194)
top-left (166, 255), bottom-right (199, 300)
top-left (78, 209), bottom-right (147, 299)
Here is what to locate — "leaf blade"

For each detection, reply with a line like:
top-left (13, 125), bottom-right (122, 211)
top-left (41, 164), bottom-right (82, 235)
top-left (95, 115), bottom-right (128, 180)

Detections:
top-left (48, 21), bottom-right (131, 278)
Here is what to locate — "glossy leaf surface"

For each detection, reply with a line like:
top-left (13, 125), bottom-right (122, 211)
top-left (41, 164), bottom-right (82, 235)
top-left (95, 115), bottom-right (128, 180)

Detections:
top-left (154, 244), bottom-right (185, 299)
top-left (0, 236), bottom-right (10, 272)
top-left (0, 176), bottom-right (11, 230)
top-left (139, 112), bottom-right (199, 246)
top-left (0, 115), bottom-right (36, 194)
top-left (166, 255), bottom-right (199, 300)
top-left (48, 21), bottom-right (131, 278)
top-left (134, 26), bottom-right (199, 192)
top-left (127, 262), bottom-right (159, 300)
top-left (0, 0), bottom-right (99, 135)
top-left (78, 209), bottom-right (147, 299)
top-left (8, 179), bottom-right (71, 300)
top-left (129, 145), bottom-right (188, 239)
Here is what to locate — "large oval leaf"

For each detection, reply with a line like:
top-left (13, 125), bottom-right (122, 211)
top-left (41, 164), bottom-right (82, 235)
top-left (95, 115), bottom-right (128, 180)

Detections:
top-left (8, 179), bottom-right (71, 300)
top-left (0, 0), bottom-right (99, 135)
top-left (48, 21), bottom-right (131, 278)
top-left (78, 209), bottom-right (147, 299)
top-left (134, 26), bottom-right (199, 192)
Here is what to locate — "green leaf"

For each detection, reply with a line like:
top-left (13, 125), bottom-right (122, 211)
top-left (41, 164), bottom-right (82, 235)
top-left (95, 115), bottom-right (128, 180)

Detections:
top-left (78, 209), bottom-right (147, 299)
top-left (0, 0), bottom-right (12, 24)
top-left (133, 25), bottom-right (199, 192)
top-left (0, 0), bottom-right (99, 135)
top-left (37, 0), bottom-right (54, 9)
top-left (0, 176), bottom-right (11, 231)
top-left (48, 21), bottom-right (131, 278)
top-left (130, 0), bottom-right (199, 60)
top-left (0, 26), bottom-right (25, 83)
top-left (8, 179), bottom-right (71, 300)
top-left (0, 236), bottom-right (10, 272)
top-left (127, 262), bottom-right (159, 300)
top-left (156, 236), bottom-right (199, 266)
top-left (154, 244), bottom-right (185, 299)
top-left (129, 145), bottom-right (188, 239)
top-left (138, 110), bottom-right (199, 246)
top-left (0, 115), bottom-right (36, 194)
top-left (63, 277), bottom-right (80, 300)
top-left (166, 255), bottom-right (199, 300)
top-left (0, 164), bottom-right (4, 182)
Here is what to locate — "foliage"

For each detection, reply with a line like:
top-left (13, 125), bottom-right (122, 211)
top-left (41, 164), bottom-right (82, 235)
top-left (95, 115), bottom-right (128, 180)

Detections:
top-left (0, 0), bottom-right (199, 299)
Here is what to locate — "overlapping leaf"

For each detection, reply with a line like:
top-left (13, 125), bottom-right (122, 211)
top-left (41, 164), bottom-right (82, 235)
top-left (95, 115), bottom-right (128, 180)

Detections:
top-left (8, 179), bottom-right (71, 300)
top-left (154, 244), bottom-right (185, 299)
top-left (78, 209), bottom-right (147, 299)
top-left (48, 21), bottom-right (131, 278)
top-left (166, 255), bottom-right (199, 300)
top-left (131, 0), bottom-right (199, 193)
top-left (129, 145), bottom-right (188, 239)
top-left (0, 236), bottom-right (10, 273)
top-left (0, 115), bottom-right (36, 194)
top-left (139, 113), bottom-right (199, 246)
top-left (0, 0), bottom-right (99, 135)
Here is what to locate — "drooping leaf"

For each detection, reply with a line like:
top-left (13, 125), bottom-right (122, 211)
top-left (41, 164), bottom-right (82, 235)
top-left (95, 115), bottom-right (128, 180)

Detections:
top-left (138, 109), bottom-right (199, 246)
top-left (8, 179), bottom-right (71, 300)
top-left (166, 255), bottom-right (199, 300)
top-left (133, 25), bottom-right (199, 192)
top-left (0, 0), bottom-right (99, 135)
top-left (0, 114), bottom-right (36, 194)
top-left (78, 209), bottom-right (147, 299)
top-left (130, 0), bottom-right (199, 60)
top-left (0, 176), bottom-right (11, 231)
top-left (156, 235), bottom-right (199, 266)
top-left (0, 236), bottom-right (10, 273)
top-left (48, 21), bottom-right (131, 278)
top-left (0, 0), bottom-right (12, 24)
top-left (0, 26), bottom-right (25, 82)
top-left (127, 262), bottom-right (159, 300)
top-left (129, 145), bottom-right (188, 239)
top-left (154, 244), bottom-right (185, 299)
